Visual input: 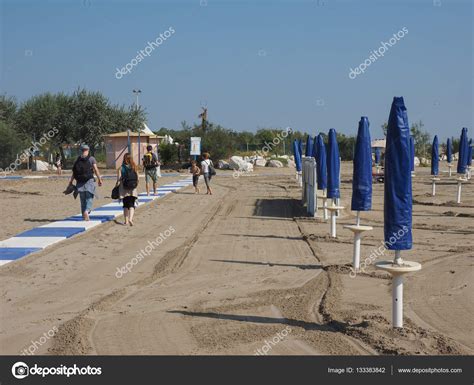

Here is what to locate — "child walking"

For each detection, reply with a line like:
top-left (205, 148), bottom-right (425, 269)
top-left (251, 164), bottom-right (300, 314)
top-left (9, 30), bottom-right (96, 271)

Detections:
top-left (191, 159), bottom-right (201, 194)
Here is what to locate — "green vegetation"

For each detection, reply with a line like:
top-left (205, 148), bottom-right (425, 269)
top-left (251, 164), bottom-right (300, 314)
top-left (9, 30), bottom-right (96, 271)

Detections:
top-left (0, 90), bottom-right (145, 170)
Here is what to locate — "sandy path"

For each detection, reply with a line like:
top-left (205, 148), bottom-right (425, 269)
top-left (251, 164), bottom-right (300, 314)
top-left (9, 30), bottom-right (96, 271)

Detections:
top-left (0, 165), bottom-right (472, 355)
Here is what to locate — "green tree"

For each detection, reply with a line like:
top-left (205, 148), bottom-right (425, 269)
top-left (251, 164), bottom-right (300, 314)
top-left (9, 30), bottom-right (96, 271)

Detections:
top-left (0, 94), bottom-right (17, 124)
top-left (0, 121), bottom-right (26, 170)
top-left (410, 120), bottom-right (431, 158)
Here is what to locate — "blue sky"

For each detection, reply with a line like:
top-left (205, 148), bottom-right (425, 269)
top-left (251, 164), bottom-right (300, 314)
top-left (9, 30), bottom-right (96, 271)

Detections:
top-left (0, 0), bottom-right (472, 141)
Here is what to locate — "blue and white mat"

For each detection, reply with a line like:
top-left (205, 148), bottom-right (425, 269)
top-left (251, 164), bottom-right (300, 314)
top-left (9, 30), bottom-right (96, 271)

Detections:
top-left (0, 177), bottom-right (195, 266)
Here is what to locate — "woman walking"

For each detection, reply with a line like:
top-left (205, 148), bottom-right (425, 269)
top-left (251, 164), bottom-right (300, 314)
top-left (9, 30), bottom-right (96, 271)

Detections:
top-left (55, 152), bottom-right (62, 175)
top-left (190, 159), bottom-right (201, 194)
top-left (200, 152), bottom-right (213, 195)
top-left (116, 153), bottom-right (139, 226)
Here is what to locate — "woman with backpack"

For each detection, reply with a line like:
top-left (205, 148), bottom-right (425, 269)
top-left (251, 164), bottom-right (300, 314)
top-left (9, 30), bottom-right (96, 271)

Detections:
top-left (116, 153), bottom-right (139, 226)
top-left (200, 152), bottom-right (215, 195)
top-left (67, 144), bottom-right (103, 221)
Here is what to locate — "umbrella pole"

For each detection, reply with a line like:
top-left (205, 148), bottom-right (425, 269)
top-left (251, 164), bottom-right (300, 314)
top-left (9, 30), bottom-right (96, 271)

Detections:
top-left (326, 199), bottom-right (344, 238)
top-left (457, 182), bottom-right (462, 203)
top-left (343, 214), bottom-right (373, 270)
top-left (392, 250), bottom-right (404, 327)
top-left (323, 190), bottom-right (328, 220)
top-left (330, 201), bottom-right (337, 238)
top-left (431, 178), bottom-right (438, 197)
top-left (393, 273), bottom-right (404, 328)
top-left (448, 164), bottom-right (452, 177)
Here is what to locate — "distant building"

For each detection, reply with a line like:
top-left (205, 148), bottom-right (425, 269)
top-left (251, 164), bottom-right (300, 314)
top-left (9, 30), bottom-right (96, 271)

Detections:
top-left (103, 131), bottom-right (166, 169)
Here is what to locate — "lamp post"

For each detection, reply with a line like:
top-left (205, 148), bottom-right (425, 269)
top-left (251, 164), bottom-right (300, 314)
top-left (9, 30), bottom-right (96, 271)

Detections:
top-left (133, 89), bottom-right (142, 163)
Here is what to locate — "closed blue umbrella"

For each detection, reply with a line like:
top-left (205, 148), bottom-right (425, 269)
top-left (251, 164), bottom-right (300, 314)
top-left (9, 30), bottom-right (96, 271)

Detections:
top-left (326, 128), bottom-right (340, 199)
top-left (409, 136), bottom-right (415, 172)
top-left (315, 134), bottom-right (327, 190)
top-left (311, 135), bottom-right (318, 159)
top-left (431, 135), bottom-right (439, 176)
top-left (298, 139), bottom-right (303, 160)
top-left (293, 139), bottom-right (302, 172)
top-left (384, 97), bottom-right (412, 250)
top-left (457, 127), bottom-right (468, 174)
top-left (375, 147), bottom-right (381, 165)
top-left (305, 135), bottom-right (313, 157)
top-left (446, 138), bottom-right (452, 163)
top-left (468, 139), bottom-right (472, 166)
top-left (351, 117), bottom-right (372, 211)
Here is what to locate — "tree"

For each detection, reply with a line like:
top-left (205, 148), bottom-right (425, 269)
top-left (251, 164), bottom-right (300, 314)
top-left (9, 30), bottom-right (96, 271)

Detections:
top-left (410, 120), bottom-right (430, 158)
top-left (0, 94), bottom-right (17, 124)
top-left (0, 121), bottom-right (26, 170)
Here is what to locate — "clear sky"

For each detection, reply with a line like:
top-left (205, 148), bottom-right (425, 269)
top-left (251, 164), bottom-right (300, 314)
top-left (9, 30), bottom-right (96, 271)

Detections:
top-left (0, 0), bottom-right (472, 142)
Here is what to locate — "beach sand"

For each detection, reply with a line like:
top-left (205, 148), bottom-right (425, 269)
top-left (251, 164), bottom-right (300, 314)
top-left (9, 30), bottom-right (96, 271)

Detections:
top-left (0, 164), bottom-right (472, 355)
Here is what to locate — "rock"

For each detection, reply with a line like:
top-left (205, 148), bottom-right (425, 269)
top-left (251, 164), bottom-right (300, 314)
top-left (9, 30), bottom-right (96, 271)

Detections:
top-left (267, 160), bottom-right (284, 168)
top-left (33, 160), bottom-right (51, 171)
top-left (254, 159), bottom-right (266, 167)
top-left (229, 156), bottom-right (252, 171)
top-left (280, 155), bottom-right (289, 159)
top-left (414, 157), bottom-right (420, 166)
top-left (287, 159), bottom-right (296, 168)
top-left (217, 160), bottom-right (230, 169)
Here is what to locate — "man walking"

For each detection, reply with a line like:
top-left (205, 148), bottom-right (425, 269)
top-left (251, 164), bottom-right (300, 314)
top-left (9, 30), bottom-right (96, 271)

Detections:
top-left (142, 145), bottom-right (159, 196)
top-left (67, 144), bottom-right (103, 221)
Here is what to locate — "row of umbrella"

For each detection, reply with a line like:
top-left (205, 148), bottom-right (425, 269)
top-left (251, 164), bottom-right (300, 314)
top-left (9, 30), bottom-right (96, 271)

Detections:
top-left (430, 127), bottom-right (472, 201)
top-left (292, 97), bottom-right (472, 329)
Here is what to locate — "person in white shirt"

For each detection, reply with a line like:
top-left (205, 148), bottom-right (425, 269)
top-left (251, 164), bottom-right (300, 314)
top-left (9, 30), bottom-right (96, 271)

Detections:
top-left (200, 152), bottom-right (213, 195)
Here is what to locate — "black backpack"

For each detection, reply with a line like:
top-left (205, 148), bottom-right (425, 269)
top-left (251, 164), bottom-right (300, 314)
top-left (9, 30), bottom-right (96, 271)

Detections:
top-left (122, 166), bottom-right (138, 189)
top-left (73, 156), bottom-right (94, 183)
top-left (143, 152), bottom-right (158, 169)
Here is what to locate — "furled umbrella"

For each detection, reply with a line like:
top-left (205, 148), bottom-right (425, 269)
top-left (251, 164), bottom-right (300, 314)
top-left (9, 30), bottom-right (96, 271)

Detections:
top-left (375, 147), bottom-right (381, 164)
top-left (457, 127), bottom-right (468, 174)
top-left (409, 136), bottom-right (415, 175)
top-left (293, 139), bottom-right (302, 186)
top-left (467, 138), bottom-right (472, 179)
top-left (305, 135), bottom-right (313, 157)
top-left (446, 138), bottom-right (453, 176)
top-left (431, 135), bottom-right (440, 196)
top-left (375, 96), bottom-right (421, 329)
top-left (311, 135), bottom-right (318, 160)
top-left (326, 128), bottom-right (344, 237)
top-left (344, 117), bottom-right (373, 270)
top-left (315, 134), bottom-right (328, 220)
top-left (456, 128), bottom-right (468, 202)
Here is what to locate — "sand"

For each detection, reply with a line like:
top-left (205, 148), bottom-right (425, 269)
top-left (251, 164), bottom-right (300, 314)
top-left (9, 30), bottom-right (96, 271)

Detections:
top-left (0, 164), bottom-right (472, 355)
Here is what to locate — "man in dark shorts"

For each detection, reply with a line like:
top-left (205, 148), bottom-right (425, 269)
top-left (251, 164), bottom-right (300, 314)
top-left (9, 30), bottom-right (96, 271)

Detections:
top-left (142, 145), bottom-right (159, 196)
